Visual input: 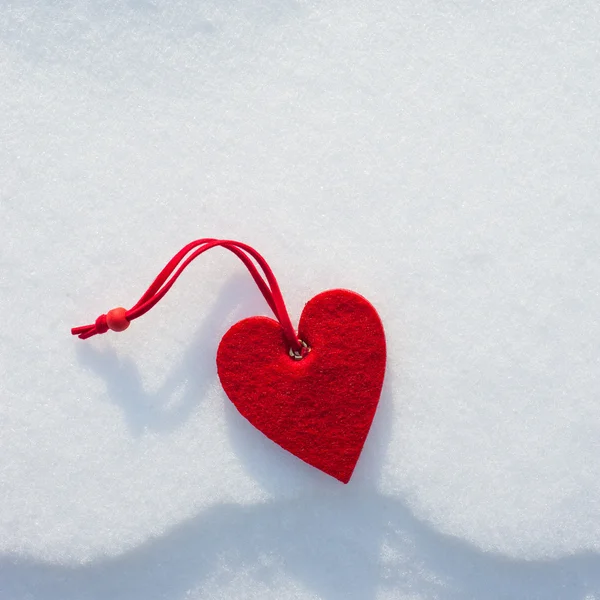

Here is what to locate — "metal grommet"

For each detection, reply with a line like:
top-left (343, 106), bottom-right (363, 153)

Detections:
top-left (289, 339), bottom-right (310, 361)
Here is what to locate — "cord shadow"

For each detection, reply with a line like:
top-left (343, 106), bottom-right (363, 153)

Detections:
top-left (75, 274), bottom-right (267, 435)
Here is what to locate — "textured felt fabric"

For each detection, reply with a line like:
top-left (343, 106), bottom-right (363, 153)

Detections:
top-left (217, 289), bottom-right (386, 483)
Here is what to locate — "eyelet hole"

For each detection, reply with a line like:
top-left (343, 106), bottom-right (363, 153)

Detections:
top-left (288, 339), bottom-right (311, 361)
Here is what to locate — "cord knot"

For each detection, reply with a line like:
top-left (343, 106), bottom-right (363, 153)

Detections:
top-left (95, 314), bottom-right (109, 334)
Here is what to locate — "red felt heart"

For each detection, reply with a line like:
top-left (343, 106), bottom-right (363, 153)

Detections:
top-left (216, 289), bottom-right (386, 483)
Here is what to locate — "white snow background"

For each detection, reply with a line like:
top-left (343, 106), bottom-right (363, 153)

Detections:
top-left (1, 1), bottom-right (600, 599)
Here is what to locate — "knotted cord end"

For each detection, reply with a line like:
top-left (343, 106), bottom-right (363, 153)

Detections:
top-left (71, 308), bottom-right (130, 340)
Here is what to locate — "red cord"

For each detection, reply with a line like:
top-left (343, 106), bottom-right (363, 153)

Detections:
top-left (71, 239), bottom-right (302, 352)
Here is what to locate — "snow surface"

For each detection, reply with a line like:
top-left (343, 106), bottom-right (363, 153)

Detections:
top-left (2, 1), bottom-right (600, 598)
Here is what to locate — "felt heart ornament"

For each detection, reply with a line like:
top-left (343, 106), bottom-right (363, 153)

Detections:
top-left (72, 239), bottom-right (386, 483)
top-left (217, 289), bottom-right (386, 483)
